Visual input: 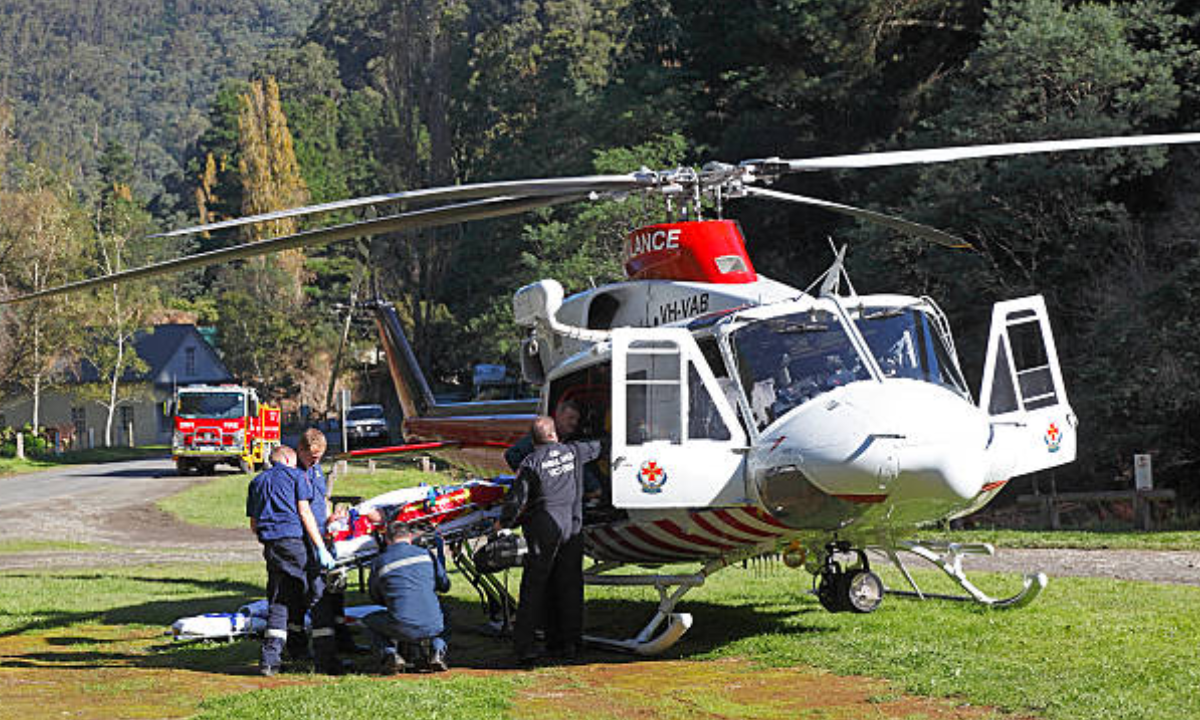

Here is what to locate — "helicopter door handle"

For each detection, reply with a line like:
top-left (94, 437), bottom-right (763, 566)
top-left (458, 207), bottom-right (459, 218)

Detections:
top-left (612, 456), bottom-right (628, 470)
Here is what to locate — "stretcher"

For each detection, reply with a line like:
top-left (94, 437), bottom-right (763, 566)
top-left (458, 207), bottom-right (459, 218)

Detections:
top-left (170, 601), bottom-right (386, 642)
top-left (328, 478), bottom-right (512, 566)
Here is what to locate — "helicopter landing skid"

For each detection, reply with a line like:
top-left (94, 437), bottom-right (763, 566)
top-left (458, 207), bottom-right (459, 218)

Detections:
top-left (581, 572), bottom-right (703, 655)
top-left (879, 540), bottom-right (1047, 609)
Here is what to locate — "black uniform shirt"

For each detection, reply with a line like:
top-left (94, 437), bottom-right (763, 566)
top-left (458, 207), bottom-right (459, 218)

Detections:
top-left (513, 440), bottom-right (602, 536)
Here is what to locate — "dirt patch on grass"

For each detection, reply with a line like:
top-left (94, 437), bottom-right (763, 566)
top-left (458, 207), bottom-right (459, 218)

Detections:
top-left (0, 626), bottom-right (305, 720)
top-left (514, 657), bottom-right (1025, 720)
top-left (0, 628), bottom-right (1029, 720)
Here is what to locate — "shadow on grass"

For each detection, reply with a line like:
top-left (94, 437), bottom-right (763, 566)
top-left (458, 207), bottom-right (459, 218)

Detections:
top-left (0, 574), bottom-right (262, 639)
top-left (0, 586), bottom-right (830, 676)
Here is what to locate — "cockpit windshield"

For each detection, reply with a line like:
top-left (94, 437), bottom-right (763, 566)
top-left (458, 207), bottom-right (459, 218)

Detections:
top-left (854, 306), bottom-right (968, 397)
top-left (729, 309), bottom-right (870, 430)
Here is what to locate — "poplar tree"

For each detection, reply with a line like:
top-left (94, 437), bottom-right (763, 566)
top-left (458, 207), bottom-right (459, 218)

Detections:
top-left (213, 77), bottom-right (317, 400)
top-left (237, 76), bottom-right (311, 301)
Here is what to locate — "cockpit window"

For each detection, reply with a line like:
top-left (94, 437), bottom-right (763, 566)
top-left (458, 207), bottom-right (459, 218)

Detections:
top-left (855, 307), bottom-right (968, 397)
top-left (730, 310), bottom-right (870, 429)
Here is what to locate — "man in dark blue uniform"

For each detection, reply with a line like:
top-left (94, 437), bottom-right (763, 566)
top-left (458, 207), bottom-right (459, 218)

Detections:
top-left (295, 428), bottom-right (350, 675)
top-left (246, 445), bottom-right (333, 676)
top-left (362, 520), bottom-right (451, 673)
top-left (504, 415), bottom-right (602, 664)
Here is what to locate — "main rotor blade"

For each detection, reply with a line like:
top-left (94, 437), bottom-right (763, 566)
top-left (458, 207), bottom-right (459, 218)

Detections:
top-left (2, 193), bottom-right (584, 306)
top-left (742, 186), bottom-right (973, 249)
top-left (758, 133), bottom-right (1200, 172)
top-left (154, 175), bottom-right (651, 239)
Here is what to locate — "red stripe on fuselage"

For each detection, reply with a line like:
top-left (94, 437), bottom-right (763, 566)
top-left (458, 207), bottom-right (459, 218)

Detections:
top-left (626, 525), bottom-right (706, 558)
top-left (599, 525), bottom-right (682, 563)
top-left (714, 509), bottom-right (778, 538)
top-left (691, 512), bottom-right (760, 545)
top-left (655, 519), bottom-right (737, 552)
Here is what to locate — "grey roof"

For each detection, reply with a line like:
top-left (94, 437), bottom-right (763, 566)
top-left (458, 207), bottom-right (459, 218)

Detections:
top-left (74, 324), bottom-right (232, 386)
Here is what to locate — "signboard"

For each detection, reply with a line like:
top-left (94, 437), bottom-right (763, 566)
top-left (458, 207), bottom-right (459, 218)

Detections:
top-left (1134, 454), bottom-right (1153, 491)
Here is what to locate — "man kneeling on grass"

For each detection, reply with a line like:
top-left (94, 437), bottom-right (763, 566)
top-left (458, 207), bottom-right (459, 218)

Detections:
top-left (363, 520), bottom-right (451, 674)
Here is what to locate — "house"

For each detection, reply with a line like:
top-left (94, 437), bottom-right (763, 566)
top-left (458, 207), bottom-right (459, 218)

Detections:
top-left (0, 324), bottom-right (233, 447)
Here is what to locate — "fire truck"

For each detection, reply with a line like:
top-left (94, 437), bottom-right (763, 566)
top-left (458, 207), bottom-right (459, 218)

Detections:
top-left (171, 384), bottom-right (281, 475)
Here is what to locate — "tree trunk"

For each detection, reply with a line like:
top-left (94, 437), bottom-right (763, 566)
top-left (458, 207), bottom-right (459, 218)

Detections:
top-left (31, 372), bottom-right (41, 432)
top-left (104, 335), bottom-right (125, 448)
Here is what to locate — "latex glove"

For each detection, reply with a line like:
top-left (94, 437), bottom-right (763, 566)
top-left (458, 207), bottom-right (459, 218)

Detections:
top-left (318, 546), bottom-right (336, 570)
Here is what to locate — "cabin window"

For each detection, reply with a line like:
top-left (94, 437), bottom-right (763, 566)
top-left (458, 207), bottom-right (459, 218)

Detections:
top-left (987, 336), bottom-right (1020, 415)
top-left (854, 308), bottom-right (968, 398)
top-left (731, 310), bottom-right (870, 430)
top-left (587, 294), bottom-right (621, 330)
top-left (184, 347), bottom-right (196, 377)
top-left (687, 366), bottom-right (731, 440)
top-left (1006, 316), bottom-right (1058, 410)
top-left (625, 340), bottom-right (682, 445)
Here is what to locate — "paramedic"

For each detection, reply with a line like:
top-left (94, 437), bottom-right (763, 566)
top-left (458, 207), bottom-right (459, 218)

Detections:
top-left (503, 398), bottom-right (583, 471)
top-left (363, 520), bottom-right (451, 673)
top-left (246, 445), bottom-right (332, 676)
top-left (296, 428), bottom-right (352, 674)
top-left (504, 415), bottom-right (602, 664)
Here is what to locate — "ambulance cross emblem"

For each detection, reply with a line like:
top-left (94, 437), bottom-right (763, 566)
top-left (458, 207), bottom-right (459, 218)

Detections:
top-left (1045, 423), bottom-right (1062, 453)
top-left (638, 461), bottom-right (668, 494)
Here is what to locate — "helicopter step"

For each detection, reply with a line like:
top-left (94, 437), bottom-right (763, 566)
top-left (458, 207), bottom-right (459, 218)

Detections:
top-left (580, 570), bottom-right (701, 655)
top-left (876, 540), bottom-right (1047, 609)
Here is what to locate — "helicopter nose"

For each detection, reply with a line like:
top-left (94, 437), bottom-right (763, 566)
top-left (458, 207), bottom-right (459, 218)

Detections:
top-left (755, 382), bottom-right (991, 511)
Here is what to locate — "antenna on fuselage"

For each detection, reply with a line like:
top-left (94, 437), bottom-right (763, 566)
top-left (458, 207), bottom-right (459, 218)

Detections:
top-left (808, 240), bottom-right (857, 299)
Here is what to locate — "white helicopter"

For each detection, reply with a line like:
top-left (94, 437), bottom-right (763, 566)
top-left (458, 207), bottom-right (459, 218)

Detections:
top-left (9, 132), bottom-right (1200, 654)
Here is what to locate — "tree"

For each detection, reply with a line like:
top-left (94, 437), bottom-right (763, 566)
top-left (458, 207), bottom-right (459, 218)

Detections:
top-left (236, 76), bottom-right (311, 300)
top-left (210, 77), bottom-right (329, 401)
top-left (81, 140), bottom-right (159, 447)
top-left (5, 185), bottom-right (88, 430)
top-left (851, 0), bottom-right (1197, 487)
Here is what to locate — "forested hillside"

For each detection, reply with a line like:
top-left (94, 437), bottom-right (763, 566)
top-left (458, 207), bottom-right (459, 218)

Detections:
top-left (2, 0), bottom-right (1199, 495)
top-left (0, 0), bottom-right (319, 200)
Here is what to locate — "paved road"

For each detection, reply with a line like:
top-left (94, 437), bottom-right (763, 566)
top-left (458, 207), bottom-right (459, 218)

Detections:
top-left (968, 547), bottom-right (1200, 586)
top-left (0, 457), bottom-right (179, 510)
top-left (0, 458), bottom-right (259, 568)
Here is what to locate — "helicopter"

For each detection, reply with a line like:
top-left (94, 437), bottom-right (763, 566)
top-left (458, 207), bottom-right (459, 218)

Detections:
top-left (7, 132), bottom-right (1200, 655)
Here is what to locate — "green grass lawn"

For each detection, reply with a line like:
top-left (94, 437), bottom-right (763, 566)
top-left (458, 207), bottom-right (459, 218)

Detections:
top-left (0, 455), bottom-right (55, 475)
top-left (140, 465), bottom-right (1200, 717)
top-left (0, 539), bottom-right (111, 554)
top-left (923, 527), bottom-right (1200, 551)
top-left (0, 445), bottom-right (168, 478)
top-left (2, 559), bottom-right (1198, 719)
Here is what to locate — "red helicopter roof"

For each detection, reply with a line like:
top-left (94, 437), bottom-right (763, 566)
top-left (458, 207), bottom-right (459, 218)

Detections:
top-left (623, 220), bottom-right (757, 284)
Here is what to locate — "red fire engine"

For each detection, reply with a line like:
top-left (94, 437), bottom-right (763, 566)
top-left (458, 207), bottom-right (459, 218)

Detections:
top-left (171, 384), bottom-right (281, 475)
